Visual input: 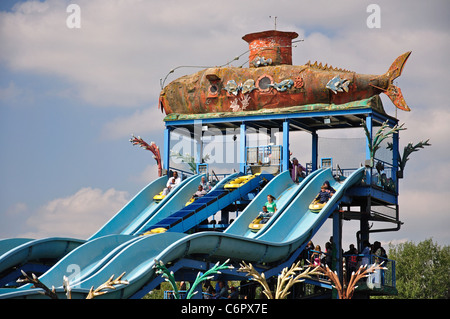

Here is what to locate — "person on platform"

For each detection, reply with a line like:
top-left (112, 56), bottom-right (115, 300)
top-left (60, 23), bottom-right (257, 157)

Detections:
top-left (311, 245), bottom-right (323, 266)
top-left (289, 157), bottom-right (306, 183)
top-left (361, 240), bottom-right (371, 267)
top-left (162, 171), bottom-right (181, 195)
top-left (214, 281), bottom-right (229, 299)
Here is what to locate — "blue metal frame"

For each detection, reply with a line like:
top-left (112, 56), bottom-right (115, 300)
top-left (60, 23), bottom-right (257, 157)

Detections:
top-left (163, 127), bottom-right (171, 173)
top-left (196, 163), bottom-right (208, 175)
top-left (365, 114), bottom-right (373, 185)
top-left (160, 107), bottom-right (400, 273)
top-left (392, 131), bottom-right (399, 191)
top-left (163, 108), bottom-right (399, 180)
top-left (283, 120), bottom-right (290, 172)
top-left (164, 108), bottom-right (393, 127)
top-left (240, 123), bottom-right (246, 173)
top-left (312, 131), bottom-right (318, 171)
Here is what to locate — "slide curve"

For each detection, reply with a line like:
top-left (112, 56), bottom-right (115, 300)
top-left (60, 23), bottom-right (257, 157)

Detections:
top-left (0, 237), bottom-right (85, 287)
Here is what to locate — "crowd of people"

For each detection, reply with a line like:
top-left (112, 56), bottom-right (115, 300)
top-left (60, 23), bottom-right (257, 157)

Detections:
top-left (202, 280), bottom-right (240, 299)
top-left (201, 279), bottom-right (276, 299)
top-left (301, 238), bottom-right (388, 281)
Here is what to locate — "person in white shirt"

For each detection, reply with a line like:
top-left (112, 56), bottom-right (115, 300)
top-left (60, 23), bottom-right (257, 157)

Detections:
top-left (162, 171), bottom-right (181, 195)
top-left (193, 185), bottom-right (207, 198)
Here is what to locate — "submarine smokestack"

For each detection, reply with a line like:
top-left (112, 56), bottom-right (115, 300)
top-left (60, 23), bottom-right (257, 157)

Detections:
top-left (242, 30), bottom-right (298, 68)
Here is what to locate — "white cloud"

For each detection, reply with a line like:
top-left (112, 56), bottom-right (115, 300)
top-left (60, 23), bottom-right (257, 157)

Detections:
top-left (0, 0), bottom-right (253, 107)
top-left (100, 107), bottom-right (164, 140)
top-left (22, 187), bottom-right (129, 239)
top-left (0, 0), bottom-right (162, 107)
top-left (5, 202), bottom-right (28, 216)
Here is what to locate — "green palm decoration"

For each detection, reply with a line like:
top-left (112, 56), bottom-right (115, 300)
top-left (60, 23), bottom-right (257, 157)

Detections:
top-left (186, 259), bottom-right (234, 299)
top-left (153, 259), bottom-right (233, 299)
top-left (361, 119), bottom-right (406, 167)
top-left (170, 151), bottom-right (210, 173)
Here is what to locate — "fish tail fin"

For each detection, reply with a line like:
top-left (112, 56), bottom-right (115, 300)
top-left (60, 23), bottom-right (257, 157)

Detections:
top-left (384, 51), bottom-right (412, 111)
top-left (386, 51), bottom-right (411, 81)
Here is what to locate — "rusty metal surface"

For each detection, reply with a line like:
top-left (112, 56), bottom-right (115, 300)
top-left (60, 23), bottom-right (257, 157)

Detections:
top-left (242, 30), bottom-right (299, 67)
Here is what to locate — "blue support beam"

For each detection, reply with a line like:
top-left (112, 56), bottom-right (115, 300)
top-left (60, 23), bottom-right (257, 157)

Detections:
top-left (392, 131), bottom-right (399, 193)
top-left (165, 108), bottom-right (382, 128)
top-left (240, 123), bottom-right (246, 173)
top-left (163, 126), bottom-right (171, 173)
top-left (332, 209), bottom-right (342, 298)
top-left (282, 120), bottom-right (290, 172)
top-left (312, 131), bottom-right (318, 171)
top-left (194, 120), bottom-right (203, 169)
top-left (365, 114), bottom-right (373, 185)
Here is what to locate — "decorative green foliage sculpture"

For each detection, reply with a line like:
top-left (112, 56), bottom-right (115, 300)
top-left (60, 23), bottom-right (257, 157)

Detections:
top-left (170, 151), bottom-right (210, 174)
top-left (361, 119), bottom-right (406, 167)
top-left (153, 259), bottom-right (181, 299)
top-left (186, 259), bottom-right (234, 299)
top-left (153, 259), bottom-right (233, 299)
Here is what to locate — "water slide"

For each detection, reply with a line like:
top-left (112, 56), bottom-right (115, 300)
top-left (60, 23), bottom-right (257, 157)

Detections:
top-left (90, 173), bottom-right (205, 238)
top-left (0, 167), bottom-right (364, 299)
top-left (0, 173), bottom-right (211, 286)
top-left (225, 169), bottom-right (323, 238)
top-left (139, 172), bottom-right (273, 234)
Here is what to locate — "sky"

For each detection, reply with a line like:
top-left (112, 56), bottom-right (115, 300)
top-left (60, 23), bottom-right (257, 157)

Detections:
top-left (0, 0), bottom-right (449, 251)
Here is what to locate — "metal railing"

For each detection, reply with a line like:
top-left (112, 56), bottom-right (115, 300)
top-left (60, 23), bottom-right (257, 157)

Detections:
top-left (371, 158), bottom-right (397, 192)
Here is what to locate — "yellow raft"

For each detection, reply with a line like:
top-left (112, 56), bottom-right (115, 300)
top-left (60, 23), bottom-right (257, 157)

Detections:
top-left (141, 227), bottom-right (167, 236)
top-left (224, 173), bottom-right (260, 189)
top-left (185, 197), bottom-right (195, 206)
top-left (153, 191), bottom-right (166, 203)
top-left (248, 216), bottom-right (270, 232)
top-left (309, 201), bottom-right (326, 213)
